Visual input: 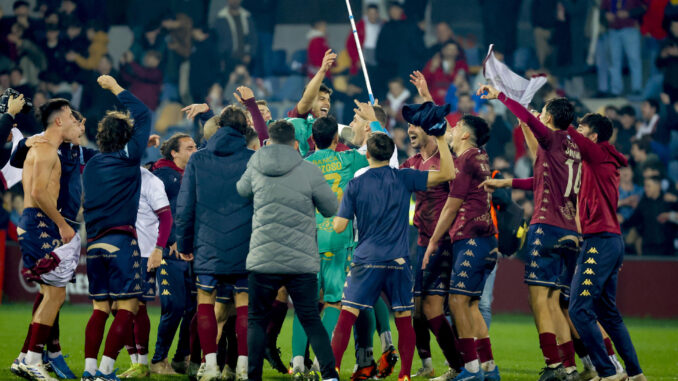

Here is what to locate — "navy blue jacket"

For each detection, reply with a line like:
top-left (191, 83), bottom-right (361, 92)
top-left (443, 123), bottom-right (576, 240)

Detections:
top-left (83, 90), bottom-right (152, 239)
top-left (175, 126), bottom-right (253, 275)
top-left (11, 140), bottom-right (97, 226)
top-left (151, 159), bottom-right (183, 246)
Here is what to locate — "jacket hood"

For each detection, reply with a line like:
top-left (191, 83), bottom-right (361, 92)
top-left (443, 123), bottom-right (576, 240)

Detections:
top-left (207, 127), bottom-right (247, 156)
top-left (601, 141), bottom-right (629, 168)
top-left (250, 144), bottom-right (302, 176)
top-left (152, 158), bottom-right (185, 175)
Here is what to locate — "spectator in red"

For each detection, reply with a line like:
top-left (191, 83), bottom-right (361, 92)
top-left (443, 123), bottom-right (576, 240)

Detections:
top-left (445, 92), bottom-right (476, 127)
top-left (307, 19), bottom-right (331, 78)
top-left (345, 4), bottom-right (382, 74)
top-left (120, 50), bottom-right (164, 111)
top-left (422, 41), bottom-right (468, 105)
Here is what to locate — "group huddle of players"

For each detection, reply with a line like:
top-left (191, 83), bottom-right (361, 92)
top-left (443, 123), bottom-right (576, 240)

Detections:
top-left (7, 48), bottom-right (647, 381)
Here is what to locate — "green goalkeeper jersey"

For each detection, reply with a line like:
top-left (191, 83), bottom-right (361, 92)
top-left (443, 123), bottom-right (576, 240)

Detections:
top-left (284, 116), bottom-right (314, 157)
top-left (305, 148), bottom-right (369, 252)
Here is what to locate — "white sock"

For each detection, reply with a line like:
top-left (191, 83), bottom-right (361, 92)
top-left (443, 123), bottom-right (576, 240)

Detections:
top-left (129, 353), bottom-right (138, 364)
top-left (464, 359), bottom-right (480, 373)
top-left (311, 358), bottom-right (320, 372)
top-left (292, 356), bottom-right (305, 371)
top-left (85, 358), bottom-right (98, 375)
top-left (422, 357), bottom-right (433, 369)
top-left (610, 354), bottom-right (623, 373)
top-left (18, 353), bottom-right (26, 362)
top-left (548, 362), bottom-right (562, 368)
top-left (138, 354), bottom-right (148, 365)
top-left (482, 360), bottom-right (496, 371)
top-left (380, 332), bottom-right (393, 351)
top-left (25, 351), bottom-right (42, 365)
top-left (204, 353), bottom-right (217, 368)
top-left (47, 351), bottom-right (61, 359)
top-left (236, 356), bottom-right (248, 372)
top-left (581, 355), bottom-right (595, 370)
top-left (99, 355), bottom-right (115, 374)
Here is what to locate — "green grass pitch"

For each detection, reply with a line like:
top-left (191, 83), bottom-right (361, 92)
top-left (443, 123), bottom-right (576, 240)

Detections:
top-left (1, 304), bottom-right (677, 380)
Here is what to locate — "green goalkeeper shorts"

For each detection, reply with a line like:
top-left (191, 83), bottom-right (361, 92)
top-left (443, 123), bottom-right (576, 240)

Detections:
top-left (318, 247), bottom-right (352, 303)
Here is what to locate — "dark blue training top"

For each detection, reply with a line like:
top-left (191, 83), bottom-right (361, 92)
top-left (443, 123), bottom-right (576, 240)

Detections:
top-left (83, 90), bottom-right (152, 239)
top-left (337, 166), bottom-right (428, 264)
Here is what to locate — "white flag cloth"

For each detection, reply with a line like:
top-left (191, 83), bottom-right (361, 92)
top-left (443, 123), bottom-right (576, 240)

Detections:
top-left (482, 44), bottom-right (547, 107)
top-left (1, 127), bottom-right (24, 189)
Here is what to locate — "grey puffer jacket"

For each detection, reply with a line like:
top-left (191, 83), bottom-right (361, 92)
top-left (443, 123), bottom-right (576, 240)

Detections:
top-left (236, 144), bottom-right (337, 274)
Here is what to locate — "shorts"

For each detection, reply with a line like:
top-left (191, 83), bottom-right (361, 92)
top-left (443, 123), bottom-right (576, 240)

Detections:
top-left (415, 241), bottom-right (453, 297)
top-left (196, 273), bottom-right (248, 302)
top-left (18, 208), bottom-right (81, 287)
top-left (319, 248), bottom-right (352, 303)
top-left (558, 242), bottom-right (580, 301)
top-left (342, 257), bottom-right (414, 311)
top-left (449, 236), bottom-right (498, 296)
top-left (523, 224), bottom-right (579, 289)
top-left (87, 233), bottom-right (143, 301)
top-left (138, 258), bottom-right (156, 302)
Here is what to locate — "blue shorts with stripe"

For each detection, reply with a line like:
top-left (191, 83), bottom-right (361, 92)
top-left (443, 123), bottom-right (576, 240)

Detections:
top-left (87, 233), bottom-right (143, 301)
top-left (138, 258), bottom-right (156, 301)
top-left (342, 257), bottom-right (414, 311)
top-left (449, 236), bottom-right (498, 297)
top-left (195, 274), bottom-right (248, 302)
top-left (523, 224), bottom-right (579, 289)
top-left (415, 241), bottom-right (452, 297)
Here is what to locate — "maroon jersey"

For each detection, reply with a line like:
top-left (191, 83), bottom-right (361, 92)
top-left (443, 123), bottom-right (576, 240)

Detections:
top-left (287, 105), bottom-right (314, 119)
top-left (447, 148), bottom-right (496, 241)
top-left (499, 93), bottom-right (581, 232)
top-left (401, 149), bottom-right (449, 246)
top-left (567, 127), bottom-right (628, 235)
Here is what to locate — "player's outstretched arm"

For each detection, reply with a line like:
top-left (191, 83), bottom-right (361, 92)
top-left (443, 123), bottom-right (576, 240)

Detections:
top-left (426, 135), bottom-right (455, 187)
top-left (296, 49), bottom-right (336, 115)
top-left (99, 75), bottom-right (152, 162)
top-left (422, 196), bottom-right (463, 268)
top-left (519, 120), bottom-right (539, 162)
top-left (31, 145), bottom-right (75, 243)
top-left (410, 70), bottom-right (434, 104)
top-left (234, 86), bottom-right (269, 144)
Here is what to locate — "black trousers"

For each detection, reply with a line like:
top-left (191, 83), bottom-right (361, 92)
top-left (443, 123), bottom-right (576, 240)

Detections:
top-left (247, 272), bottom-right (338, 381)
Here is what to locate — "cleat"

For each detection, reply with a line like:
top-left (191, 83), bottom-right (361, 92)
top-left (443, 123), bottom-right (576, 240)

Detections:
top-left (305, 370), bottom-right (321, 381)
top-left (538, 365), bottom-right (567, 381)
top-left (119, 363), bottom-right (149, 378)
top-left (47, 354), bottom-right (77, 379)
top-left (628, 374), bottom-right (647, 381)
top-left (414, 365), bottom-right (435, 378)
top-left (80, 370), bottom-right (97, 381)
top-left (186, 362), bottom-right (201, 381)
top-left (450, 368), bottom-right (484, 381)
top-left (171, 358), bottom-right (188, 374)
top-left (579, 369), bottom-right (598, 381)
top-left (149, 359), bottom-right (177, 375)
top-left (93, 369), bottom-right (121, 380)
top-left (11, 358), bottom-right (31, 380)
top-left (198, 364), bottom-right (220, 381)
top-left (196, 362), bottom-right (206, 379)
top-left (221, 366), bottom-right (236, 381)
top-left (483, 365), bottom-right (500, 381)
top-left (42, 352), bottom-right (53, 373)
top-left (591, 373), bottom-right (629, 381)
top-left (564, 369), bottom-right (579, 381)
top-left (376, 347), bottom-right (399, 378)
top-left (399, 377), bottom-right (411, 381)
top-left (265, 346), bottom-right (288, 374)
top-left (292, 370), bottom-right (305, 381)
top-left (430, 368), bottom-right (459, 381)
top-left (351, 362), bottom-right (376, 380)
top-left (19, 360), bottom-right (58, 381)
top-left (235, 367), bottom-right (247, 381)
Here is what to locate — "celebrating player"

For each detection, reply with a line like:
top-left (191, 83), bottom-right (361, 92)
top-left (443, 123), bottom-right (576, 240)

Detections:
top-left (81, 75), bottom-right (152, 380)
top-left (478, 84), bottom-right (581, 381)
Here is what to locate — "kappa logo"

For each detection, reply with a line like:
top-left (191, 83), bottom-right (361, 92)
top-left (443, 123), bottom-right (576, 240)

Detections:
top-left (540, 207), bottom-right (548, 212)
top-left (582, 279), bottom-right (593, 286)
top-left (149, 278), bottom-right (155, 284)
top-left (587, 247), bottom-right (598, 254)
top-left (133, 262), bottom-right (140, 269)
top-left (539, 216), bottom-right (546, 220)
top-left (529, 272), bottom-right (537, 279)
top-left (461, 260), bottom-right (471, 267)
top-left (456, 281), bottom-right (466, 288)
top-left (580, 290), bottom-right (591, 296)
top-left (543, 172), bottom-right (549, 177)
top-left (533, 239), bottom-right (542, 246)
top-left (134, 284), bottom-right (141, 291)
top-left (36, 212), bottom-right (44, 218)
top-left (468, 239), bottom-right (477, 246)
top-left (531, 250), bottom-right (539, 257)
top-left (133, 250), bottom-right (139, 257)
top-left (161, 279), bottom-right (169, 286)
top-left (131, 240), bottom-right (137, 246)
top-left (134, 273), bottom-right (141, 280)
top-left (161, 259), bottom-right (167, 265)
top-left (544, 189), bottom-right (550, 194)
top-left (162, 289), bottom-right (171, 296)
top-left (41, 243), bottom-right (51, 250)
top-left (585, 258), bottom-right (597, 265)
top-left (160, 269), bottom-right (168, 275)
top-left (542, 198), bottom-right (549, 204)
top-left (536, 227), bottom-right (544, 234)
top-left (543, 163), bottom-right (549, 168)
top-left (583, 268), bottom-right (595, 275)
top-left (39, 232), bottom-right (49, 239)
top-left (38, 222), bottom-right (48, 228)
top-left (530, 261), bottom-right (538, 268)
top-left (464, 250), bottom-right (474, 257)
top-left (458, 271), bottom-right (469, 278)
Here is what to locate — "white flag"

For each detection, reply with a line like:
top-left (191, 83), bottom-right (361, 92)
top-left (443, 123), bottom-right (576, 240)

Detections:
top-left (2, 127), bottom-right (24, 189)
top-left (482, 44), bottom-right (547, 107)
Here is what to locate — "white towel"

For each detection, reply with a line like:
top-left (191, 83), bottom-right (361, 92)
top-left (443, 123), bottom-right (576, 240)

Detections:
top-left (482, 44), bottom-right (547, 107)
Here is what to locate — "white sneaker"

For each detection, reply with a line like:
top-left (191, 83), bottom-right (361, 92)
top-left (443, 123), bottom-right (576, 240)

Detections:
top-left (429, 367), bottom-right (458, 381)
top-left (414, 365), bottom-right (435, 378)
top-left (19, 361), bottom-right (58, 381)
top-left (196, 362), bottom-right (206, 378)
top-left (235, 356), bottom-right (248, 380)
top-left (198, 363), bottom-right (220, 381)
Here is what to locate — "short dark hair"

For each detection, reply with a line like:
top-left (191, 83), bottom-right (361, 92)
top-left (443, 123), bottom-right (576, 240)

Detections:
top-left (461, 115), bottom-right (490, 146)
top-left (579, 113), bottom-right (613, 143)
top-left (631, 136), bottom-right (651, 153)
top-left (544, 98), bottom-right (574, 130)
top-left (160, 133), bottom-right (191, 160)
top-left (645, 175), bottom-right (661, 185)
top-left (604, 105), bottom-right (618, 113)
top-left (319, 83), bottom-right (333, 96)
top-left (96, 110), bottom-right (133, 153)
top-left (13, 1), bottom-right (29, 10)
top-left (373, 105), bottom-right (388, 127)
top-left (245, 127), bottom-right (258, 145)
top-left (255, 99), bottom-right (268, 107)
top-left (218, 105), bottom-right (248, 135)
top-left (268, 120), bottom-right (296, 145)
top-left (39, 98), bottom-right (71, 129)
top-left (643, 98), bottom-right (659, 112)
top-left (312, 116), bottom-right (338, 149)
top-left (367, 4), bottom-right (379, 11)
top-left (72, 109), bottom-right (84, 122)
top-left (619, 105), bottom-right (636, 117)
top-left (367, 133), bottom-right (394, 162)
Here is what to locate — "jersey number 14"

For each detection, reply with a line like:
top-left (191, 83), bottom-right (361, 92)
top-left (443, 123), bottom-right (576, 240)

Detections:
top-left (564, 159), bottom-right (582, 198)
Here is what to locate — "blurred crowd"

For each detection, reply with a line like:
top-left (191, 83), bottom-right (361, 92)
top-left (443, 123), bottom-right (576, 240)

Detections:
top-left (0, 0), bottom-right (676, 255)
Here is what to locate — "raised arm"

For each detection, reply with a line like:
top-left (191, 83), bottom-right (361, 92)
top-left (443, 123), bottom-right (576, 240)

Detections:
top-left (478, 84), bottom-right (552, 145)
top-left (296, 49), bottom-right (336, 115)
top-left (234, 86), bottom-right (269, 144)
top-left (567, 126), bottom-right (606, 163)
top-left (519, 120), bottom-right (539, 162)
top-left (410, 70), bottom-right (434, 104)
top-left (0, 94), bottom-right (27, 156)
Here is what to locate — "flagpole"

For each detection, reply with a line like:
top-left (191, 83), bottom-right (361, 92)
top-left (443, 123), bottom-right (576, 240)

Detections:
top-left (345, 0), bottom-right (375, 105)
